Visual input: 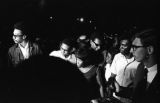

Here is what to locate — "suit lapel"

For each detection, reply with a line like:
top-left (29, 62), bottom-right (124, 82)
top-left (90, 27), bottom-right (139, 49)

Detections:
top-left (16, 45), bottom-right (24, 60)
top-left (147, 71), bottom-right (160, 92)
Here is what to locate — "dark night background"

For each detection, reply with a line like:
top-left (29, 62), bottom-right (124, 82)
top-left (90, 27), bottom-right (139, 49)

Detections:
top-left (0, 0), bottom-right (158, 47)
top-left (0, 0), bottom-right (158, 102)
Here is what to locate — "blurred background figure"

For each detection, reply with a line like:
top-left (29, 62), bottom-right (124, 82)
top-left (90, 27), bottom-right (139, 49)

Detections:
top-left (8, 21), bottom-right (42, 68)
top-left (49, 38), bottom-right (77, 65)
top-left (89, 32), bottom-right (112, 99)
top-left (77, 34), bottom-right (90, 43)
top-left (77, 34), bottom-right (90, 49)
top-left (108, 35), bottom-right (135, 102)
top-left (75, 46), bottom-right (101, 103)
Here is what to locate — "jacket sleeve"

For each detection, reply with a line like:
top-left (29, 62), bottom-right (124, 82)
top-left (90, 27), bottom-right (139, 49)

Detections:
top-left (7, 49), bottom-right (13, 69)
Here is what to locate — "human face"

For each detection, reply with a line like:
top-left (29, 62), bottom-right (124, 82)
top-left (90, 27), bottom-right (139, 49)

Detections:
top-left (60, 43), bottom-right (71, 57)
top-left (131, 37), bottom-right (147, 62)
top-left (120, 39), bottom-right (130, 54)
top-left (90, 38), bottom-right (102, 51)
top-left (13, 29), bottom-right (24, 44)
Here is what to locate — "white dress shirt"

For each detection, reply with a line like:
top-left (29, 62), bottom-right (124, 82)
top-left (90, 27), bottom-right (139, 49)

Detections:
top-left (110, 53), bottom-right (134, 86)
top-left (146, 64), bottom-right (157, 84)
top-left (19, 42), bottom-right (29, 59)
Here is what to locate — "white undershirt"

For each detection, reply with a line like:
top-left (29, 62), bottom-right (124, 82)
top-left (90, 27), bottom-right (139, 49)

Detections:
top-left (146, 64), bottom-right (157, 84)
top-left (19, 42), bottom-right (29, 59)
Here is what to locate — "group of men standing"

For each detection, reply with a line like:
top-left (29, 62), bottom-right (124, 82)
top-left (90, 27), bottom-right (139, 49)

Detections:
top-left (2, 21), bottom-right (160, 103)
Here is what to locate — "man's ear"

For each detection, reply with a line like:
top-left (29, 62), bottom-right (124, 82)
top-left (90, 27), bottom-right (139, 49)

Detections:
top-left (147, 45), bottom-right (154, 55)
top-left (22, 35), bottom-right (27, 40)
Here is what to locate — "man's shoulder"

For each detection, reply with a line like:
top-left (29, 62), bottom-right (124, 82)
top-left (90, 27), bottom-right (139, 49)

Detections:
top-left (127, 61), bottom-right (140, 70)
top-left (114, 53), bottom-right (122, 58)
top-left (9, 44), bottom-right (18, 52)
top-left (49, 50), bottom-right (61, 56)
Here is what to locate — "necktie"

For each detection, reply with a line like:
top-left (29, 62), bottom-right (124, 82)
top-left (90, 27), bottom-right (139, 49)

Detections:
top-left (144, 68), bottom-right (148, 80)
top-left (144, 68), bottom-right (149, 89)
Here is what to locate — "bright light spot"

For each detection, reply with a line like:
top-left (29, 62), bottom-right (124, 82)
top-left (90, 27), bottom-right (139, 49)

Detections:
top-left (80, 18), bottom-right (84, 22)
top-left (50, 16), bottom-right (53, 19)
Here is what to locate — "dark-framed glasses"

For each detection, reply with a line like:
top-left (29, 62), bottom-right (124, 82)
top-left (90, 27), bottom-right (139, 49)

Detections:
top-left (13, 35), bottom-right (23, 38)
top-left (131, 45), bottom-right (145, 51)
top-left (60, 47), bottom-right (70, 52)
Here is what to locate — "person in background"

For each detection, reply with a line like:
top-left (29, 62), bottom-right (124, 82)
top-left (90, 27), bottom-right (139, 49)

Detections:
top-left (8, 21), bottom-right (42, 68)
top-left (75, 47), bottom-right (101, 103)
top-left (89, 32), bottom-right (112, 100)
top-left (49, 38), bottom-right (77, 65)
top-left (112, 57), bottom-right (140, 103)
top-left (77, 34), bottom-right (90, 43)
top-left (77, 34), bottom-right (90, 49)
top-left (108, 36), bottom-right (134, 101)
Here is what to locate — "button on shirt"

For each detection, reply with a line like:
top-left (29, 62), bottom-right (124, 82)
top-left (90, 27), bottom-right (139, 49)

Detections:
top-left (19, 42), bottom-right (29, 59)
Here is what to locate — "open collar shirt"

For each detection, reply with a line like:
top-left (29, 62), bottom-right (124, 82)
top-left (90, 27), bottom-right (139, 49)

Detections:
top-left (110, 53), bottom-right (134, 86)
top-left (19, 42), bottom-right (29, 59)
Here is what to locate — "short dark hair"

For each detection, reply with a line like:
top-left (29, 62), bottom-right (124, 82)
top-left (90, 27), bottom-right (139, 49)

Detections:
top-left (90, 32), bottom-right (103, 42)
top-left (14, 21), bottom-right (29, 35)
top-left (134, 29), bottom-right (157, 46)
top-left (60, 38), bottom-right (77, 49)
top-left (120, 35), bottom-right (132, 46)
top-left (133, 28), bottom-right (158, 54)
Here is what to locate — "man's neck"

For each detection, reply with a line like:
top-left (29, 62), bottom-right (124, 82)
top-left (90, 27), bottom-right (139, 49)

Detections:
top-left (123, 52), bottom-right (132, 59)
top-left (144, 55), bottom-right (156, 68)
top-left (19, 40), bottom-right (28, 48)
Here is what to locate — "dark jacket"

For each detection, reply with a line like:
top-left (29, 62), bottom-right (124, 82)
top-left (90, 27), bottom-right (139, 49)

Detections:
top-left (8, 41), bottom-right (42, 68)
top-left (133, 64), bottom-right (160, 103)
top-left (115, 63), bottom-right (160, 103)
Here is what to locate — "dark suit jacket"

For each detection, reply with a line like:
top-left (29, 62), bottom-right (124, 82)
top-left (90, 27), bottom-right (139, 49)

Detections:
top-left (8, 41), bottom-right (42, 68)
top-left (133, 64), bottom-right (160, 103)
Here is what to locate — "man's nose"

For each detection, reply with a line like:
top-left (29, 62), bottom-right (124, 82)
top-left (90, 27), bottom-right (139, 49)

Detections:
top-left (130, 48), bottom-right (134, 54)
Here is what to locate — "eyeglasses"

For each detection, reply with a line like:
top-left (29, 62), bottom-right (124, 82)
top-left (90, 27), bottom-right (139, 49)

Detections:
top-left (13, 35), bottom-right (23, 38)
top-left (131, 45), bottom-right (145, 51)
top-left (60, 47), bottom-right (69, 52)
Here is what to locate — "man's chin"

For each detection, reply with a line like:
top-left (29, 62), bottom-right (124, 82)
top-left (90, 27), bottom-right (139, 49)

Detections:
top-left (134, 56), bottom-right (141, 62)
top-left (14, 41), bottom-right (18, 43)
top-left (63, 54), bottom-right (69, 58)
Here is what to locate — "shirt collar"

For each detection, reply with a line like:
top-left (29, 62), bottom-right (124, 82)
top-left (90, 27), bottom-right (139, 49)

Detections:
top-left (145, 64), bottom-right (157, 72)
top-left (19, 42), bottom-right (29, 49)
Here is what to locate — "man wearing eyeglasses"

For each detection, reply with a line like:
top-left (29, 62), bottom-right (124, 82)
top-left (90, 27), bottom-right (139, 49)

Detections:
top-left (131, 29), bottom-right (160, 103)
top-left (49, 38), bottom-right (77, 65)
top-left (108, 29), bottom-right (159, 103)
top-left (89, 32), bottom-right (112, 101)
top-left (8, 21), bottom-right (42, 68)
